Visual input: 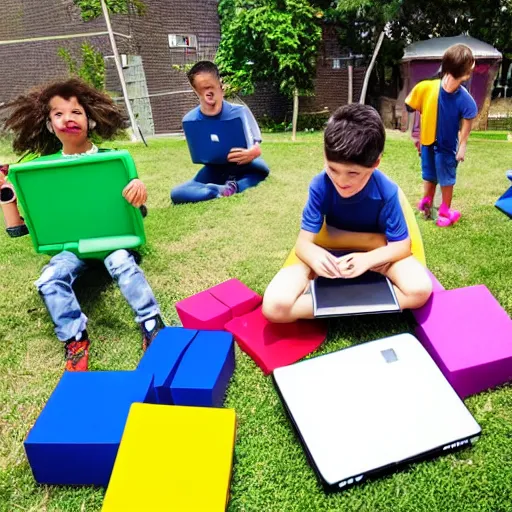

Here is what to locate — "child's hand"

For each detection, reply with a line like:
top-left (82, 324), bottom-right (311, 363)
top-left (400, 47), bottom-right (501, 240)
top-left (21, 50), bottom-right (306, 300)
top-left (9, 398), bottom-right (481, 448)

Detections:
top-left (337, 252), bottom-right (372, 279)
top-left (123, 179), bottom-right (147, 208)
top-left (310, 249), bottom-right (343, 279)
top-left (456, 143), bottom-right (467, 162)
top-left (227, 147), bottom-right (256, 165)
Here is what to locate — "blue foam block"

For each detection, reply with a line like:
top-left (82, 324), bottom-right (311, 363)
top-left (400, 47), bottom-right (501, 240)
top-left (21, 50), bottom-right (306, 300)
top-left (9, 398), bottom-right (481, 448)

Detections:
top-left (24, 371), bottom-right (153, 486)
top-left (496, 186), bottom-right (512, 219)
top-left (170, 330), bottom-right (235, 407)
top-left (137, 327), bottom-right (198, 404)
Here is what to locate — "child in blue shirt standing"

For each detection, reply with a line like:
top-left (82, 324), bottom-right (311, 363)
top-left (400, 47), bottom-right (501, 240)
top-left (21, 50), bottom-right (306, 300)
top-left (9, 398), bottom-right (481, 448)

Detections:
top-left (262, 104), bottom-right (432, 323)
top-left (406, 44), bottom-right (478, 227)
top-left (171, 61), bottom-right (269, 204)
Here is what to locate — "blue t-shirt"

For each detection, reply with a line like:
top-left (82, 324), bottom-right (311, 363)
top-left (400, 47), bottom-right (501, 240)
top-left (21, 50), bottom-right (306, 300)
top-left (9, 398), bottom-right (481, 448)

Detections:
top-left (301, 170), bottom-right (409, 242)
top-left (436, 85), bottom-right (478, 153)
top-left (183, 100), bottom-right (262, 145)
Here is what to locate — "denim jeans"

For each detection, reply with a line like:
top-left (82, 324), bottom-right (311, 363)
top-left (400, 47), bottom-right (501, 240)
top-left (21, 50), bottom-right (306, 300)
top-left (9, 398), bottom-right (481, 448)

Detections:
top-left (170, 157), bottom-right (270, 204)
top-left (35, 250), bottom-right (160, 341)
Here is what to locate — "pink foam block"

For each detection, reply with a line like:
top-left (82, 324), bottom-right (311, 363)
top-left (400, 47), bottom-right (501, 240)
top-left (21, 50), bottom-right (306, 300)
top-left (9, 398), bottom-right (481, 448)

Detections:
top-left (209, 279), bottom-right (262, 317)
top-left (415, 285), bottom-right (512, 398)
top-left (176, 290), bottom-right (232, 330)
top-left (224, 306), bottom-right (327, 375)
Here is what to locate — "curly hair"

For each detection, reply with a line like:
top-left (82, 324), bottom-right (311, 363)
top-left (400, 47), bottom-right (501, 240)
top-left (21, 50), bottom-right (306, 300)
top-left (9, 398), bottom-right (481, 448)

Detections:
top-left (2, 78), bottom-right (127, 155)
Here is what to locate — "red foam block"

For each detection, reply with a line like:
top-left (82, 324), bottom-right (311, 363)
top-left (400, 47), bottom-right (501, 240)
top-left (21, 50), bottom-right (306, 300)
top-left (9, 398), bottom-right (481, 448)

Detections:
top-left (209, 278), bottom-right (262, 317)
top-left (176, 290), bottom-right (232, 330)
top-left (225, 306), bottom-right (327, 374)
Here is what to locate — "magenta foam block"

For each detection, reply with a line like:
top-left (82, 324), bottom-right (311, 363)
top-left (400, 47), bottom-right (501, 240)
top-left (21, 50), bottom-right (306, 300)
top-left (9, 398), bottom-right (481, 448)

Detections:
top-left (224, 306), bottom-right (327, 375)
top-left (415, 285), bottom-right (512, 398)
top-left (176, 290), bottom-right (232, 330)
top-left (209, 278), bottom-right (262, 317)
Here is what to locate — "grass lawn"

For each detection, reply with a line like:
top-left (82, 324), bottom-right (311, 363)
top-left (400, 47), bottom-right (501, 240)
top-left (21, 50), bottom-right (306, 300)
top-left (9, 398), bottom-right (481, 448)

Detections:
top-left (1, 131), bottom-right (511, 511)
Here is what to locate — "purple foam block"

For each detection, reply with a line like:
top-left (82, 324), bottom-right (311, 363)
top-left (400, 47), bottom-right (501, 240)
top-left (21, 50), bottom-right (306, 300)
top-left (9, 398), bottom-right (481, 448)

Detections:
top-left (415, 285), bottom-right (512, 398)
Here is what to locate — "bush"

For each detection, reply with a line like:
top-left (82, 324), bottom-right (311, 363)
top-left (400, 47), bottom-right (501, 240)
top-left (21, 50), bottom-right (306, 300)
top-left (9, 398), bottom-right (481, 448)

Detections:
top-left (259, 111), bottom-right (330, 133)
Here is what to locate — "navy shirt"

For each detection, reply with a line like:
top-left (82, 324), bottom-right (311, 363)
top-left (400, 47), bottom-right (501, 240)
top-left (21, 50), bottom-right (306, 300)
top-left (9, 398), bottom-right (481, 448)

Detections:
top-left (436, 85), bottom-right (478, 154)
top-left (301, 170), bottom-right (409, 242)
top-left (183, 100), bottom-right (262, 145)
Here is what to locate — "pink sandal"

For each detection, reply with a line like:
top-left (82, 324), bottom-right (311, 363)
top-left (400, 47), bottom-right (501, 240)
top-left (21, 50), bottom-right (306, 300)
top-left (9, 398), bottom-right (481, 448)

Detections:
top-left (417, 196), bottom-right (433, 219)
top-left (436, 203), bottom-right (461, 227)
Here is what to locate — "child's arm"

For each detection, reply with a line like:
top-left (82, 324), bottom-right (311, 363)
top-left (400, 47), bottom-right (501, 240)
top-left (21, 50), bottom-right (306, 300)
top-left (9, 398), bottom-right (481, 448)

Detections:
top-left (122, 179), bottom-right (147, 207)
top-left (337, 238), bottom-right (411, 278)
top-left (456, 119), bottom-right (473, 162)
top-left (295, 229), bottom-right (343, 279)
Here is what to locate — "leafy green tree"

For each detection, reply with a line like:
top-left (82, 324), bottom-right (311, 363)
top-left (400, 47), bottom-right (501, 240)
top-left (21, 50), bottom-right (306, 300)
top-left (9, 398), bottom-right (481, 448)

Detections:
top-left (58, 42), bottom-right (106, 90)
top-left (73, 0), bottom-right (145, 21)
top-left (216, 0), bottom-right (322, 139)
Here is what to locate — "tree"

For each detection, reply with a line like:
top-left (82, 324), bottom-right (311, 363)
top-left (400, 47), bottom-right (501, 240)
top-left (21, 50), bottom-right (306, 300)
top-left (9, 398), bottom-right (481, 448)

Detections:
top-left (73, 0), bottom-right (145, 21)
top-left (58, 43), bottom-right (106, 90)
top-left (216, 0), bottom-right (322, 140)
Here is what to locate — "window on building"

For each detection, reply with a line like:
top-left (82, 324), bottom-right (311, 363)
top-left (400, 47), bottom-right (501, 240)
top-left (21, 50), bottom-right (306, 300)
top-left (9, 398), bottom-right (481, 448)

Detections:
top-left (168, 34), bottom-right (198, 49)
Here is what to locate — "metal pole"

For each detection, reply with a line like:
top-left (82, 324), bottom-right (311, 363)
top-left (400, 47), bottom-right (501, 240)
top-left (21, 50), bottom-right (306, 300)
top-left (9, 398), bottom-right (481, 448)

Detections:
top-left (348, 54), bottom-right (353, 104)
top-left (100, 0), bottom-right (140, 142)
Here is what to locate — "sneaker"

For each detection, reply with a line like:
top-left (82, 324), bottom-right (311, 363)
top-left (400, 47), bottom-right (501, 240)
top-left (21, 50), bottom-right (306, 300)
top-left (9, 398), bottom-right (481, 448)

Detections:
top-left (221, 180), bottom-right (238, 197)
top-left (64, 331), bottom-right (90, 372)
top-left (417, 196), bottom-right (433, 219)
top-left (436, 208), bottom-right (461, 227)
top-left (140, 314), bottom-right (165, 351)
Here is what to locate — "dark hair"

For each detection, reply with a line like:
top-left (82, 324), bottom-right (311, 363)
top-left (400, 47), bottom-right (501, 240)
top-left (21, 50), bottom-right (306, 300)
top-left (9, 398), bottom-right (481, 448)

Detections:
top-left (441, 44), bottom-right (475, 79)
top-left (324, 104), bottom-right (385, 167)
top-left (187, 61), bottom-right (221, 87)
top-left (2, 78), bottom-right (126, 156)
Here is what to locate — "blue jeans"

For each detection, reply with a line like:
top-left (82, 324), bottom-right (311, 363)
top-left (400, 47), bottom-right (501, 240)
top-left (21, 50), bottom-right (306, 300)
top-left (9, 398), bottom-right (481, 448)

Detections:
top-left (35, 250), bottom-right (160, 342)
top-left (171, 157), bottom-right (270, 204)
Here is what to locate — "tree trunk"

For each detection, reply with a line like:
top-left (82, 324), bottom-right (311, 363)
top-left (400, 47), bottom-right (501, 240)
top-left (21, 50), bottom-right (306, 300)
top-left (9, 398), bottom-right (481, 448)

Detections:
top-left (359, 30), bottom-right (385, 105)
top-left (292, 88), bottom-right (299, 142)
top-left (348, 57), bottom-right (353, 104)
top-left (100, 0), bottom-right (140, 142)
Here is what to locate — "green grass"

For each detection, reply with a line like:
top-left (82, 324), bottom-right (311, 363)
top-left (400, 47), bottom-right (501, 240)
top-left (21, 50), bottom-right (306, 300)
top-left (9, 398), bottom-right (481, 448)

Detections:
top-left (1, 132), bottom-right (512, 511)
top-left (470, 131), bottom-right (510, 141)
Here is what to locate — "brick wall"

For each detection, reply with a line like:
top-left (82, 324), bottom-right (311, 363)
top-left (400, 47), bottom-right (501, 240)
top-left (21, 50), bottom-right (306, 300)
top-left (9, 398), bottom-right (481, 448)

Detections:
top-left (128, 0), bottom-right (221, 133)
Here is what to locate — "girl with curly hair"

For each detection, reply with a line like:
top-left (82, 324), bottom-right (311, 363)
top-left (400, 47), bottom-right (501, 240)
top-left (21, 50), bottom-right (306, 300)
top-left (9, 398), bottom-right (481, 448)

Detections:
top-left (1, 78), bottom-right (164, 371)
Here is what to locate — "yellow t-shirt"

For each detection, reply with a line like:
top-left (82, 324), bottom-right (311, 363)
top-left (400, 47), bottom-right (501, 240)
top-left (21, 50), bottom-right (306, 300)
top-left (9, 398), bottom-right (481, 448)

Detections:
top-left (405, 79), bottom-right (441, 146)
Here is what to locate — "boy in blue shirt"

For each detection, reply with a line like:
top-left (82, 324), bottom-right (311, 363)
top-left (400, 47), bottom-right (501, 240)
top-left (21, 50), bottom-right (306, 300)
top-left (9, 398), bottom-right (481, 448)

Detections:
top-left (262, 104), bottom-right (432, 323)
top-left (406, 44), bottom-right (477, 227)
top-left (171, 61), bottom-right (269, 204)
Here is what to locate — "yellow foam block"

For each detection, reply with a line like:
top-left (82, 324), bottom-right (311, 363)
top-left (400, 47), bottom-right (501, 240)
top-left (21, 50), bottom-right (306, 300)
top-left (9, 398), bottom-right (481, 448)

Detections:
top-left (102, 404), bottom-right (236, 512)
top-left (283, 186), bottom-right (426, 268)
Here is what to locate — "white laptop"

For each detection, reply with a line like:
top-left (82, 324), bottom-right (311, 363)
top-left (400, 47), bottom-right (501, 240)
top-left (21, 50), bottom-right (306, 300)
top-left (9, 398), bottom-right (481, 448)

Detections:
top-left (273, 333), bottom-right (481, 492)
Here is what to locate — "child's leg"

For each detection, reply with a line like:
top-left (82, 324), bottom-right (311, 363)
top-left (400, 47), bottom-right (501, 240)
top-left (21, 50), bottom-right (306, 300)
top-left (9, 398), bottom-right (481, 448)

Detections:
top-left (34, 251), bottom-right (88, 341)
top-left (262, 262), bottom-right (314, 323)
top-left (170, 165), bottom-right (228, 204)
top-left (104, 250), bottom-right (163, 349)
top-left (377, 256), bottom-right (432, 310)
top-left (232, 158), bottom-right (270, 193)
top-left (419, 145), bottom-right (437, 217)
top-left (435, 151), bottom-right (460, 226)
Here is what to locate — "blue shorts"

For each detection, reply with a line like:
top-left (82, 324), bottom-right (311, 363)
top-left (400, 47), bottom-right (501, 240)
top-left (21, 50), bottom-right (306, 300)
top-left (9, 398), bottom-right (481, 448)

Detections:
top-left (421, 144), bottom-right (458, 187)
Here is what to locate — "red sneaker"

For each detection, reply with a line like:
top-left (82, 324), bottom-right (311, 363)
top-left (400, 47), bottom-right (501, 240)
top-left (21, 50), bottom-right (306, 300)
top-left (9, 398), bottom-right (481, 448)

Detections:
top-left (65, 337), bottom-right (90, 372)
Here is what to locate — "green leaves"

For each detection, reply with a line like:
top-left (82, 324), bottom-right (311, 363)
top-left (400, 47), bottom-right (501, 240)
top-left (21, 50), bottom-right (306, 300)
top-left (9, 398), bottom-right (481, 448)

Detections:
top-left (217, 0), bottom-right (322, 97)
top-left (57, 43), bottom-right (106, 90)
top-left (73, 0), bottom-right (146, 21)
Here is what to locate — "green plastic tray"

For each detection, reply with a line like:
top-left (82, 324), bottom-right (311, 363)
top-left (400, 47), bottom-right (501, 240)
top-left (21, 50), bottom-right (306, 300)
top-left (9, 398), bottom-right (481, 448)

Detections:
top-left (9, 150), bottom-right (145, 259)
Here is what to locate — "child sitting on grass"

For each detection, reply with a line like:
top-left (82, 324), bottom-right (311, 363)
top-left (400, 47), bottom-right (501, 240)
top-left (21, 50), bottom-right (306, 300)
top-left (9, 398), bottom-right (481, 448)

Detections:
top-left (2, 78), bottom-right (164, 371)
top-left (262, 104), bottom-right (432, 323)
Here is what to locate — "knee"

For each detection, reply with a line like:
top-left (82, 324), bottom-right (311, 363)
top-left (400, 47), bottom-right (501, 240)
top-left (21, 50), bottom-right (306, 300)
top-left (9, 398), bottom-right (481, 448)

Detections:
top-left (35, 253), bottom-right (77, 291)
top-left (262, 295), bottom-right (294, 323)
top-left (104, 249), bottom-right (135, 278)
top-left (406, 273), bottom-right (433, 308)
